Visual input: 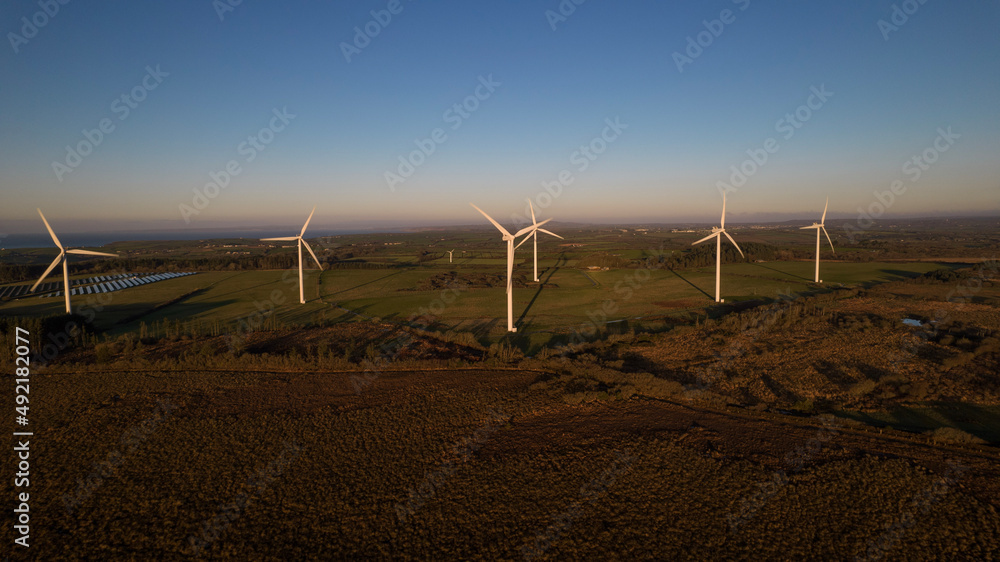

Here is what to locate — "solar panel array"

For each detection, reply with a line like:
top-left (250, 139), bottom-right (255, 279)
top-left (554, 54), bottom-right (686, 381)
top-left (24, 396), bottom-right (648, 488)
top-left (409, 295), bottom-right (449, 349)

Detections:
top-left (0, 272), bottom-right (197, 299)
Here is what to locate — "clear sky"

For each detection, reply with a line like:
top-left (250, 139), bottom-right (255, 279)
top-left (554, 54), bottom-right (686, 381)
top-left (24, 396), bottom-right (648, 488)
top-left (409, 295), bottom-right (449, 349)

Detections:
top-left (1, 0), bottom-right (998, 233)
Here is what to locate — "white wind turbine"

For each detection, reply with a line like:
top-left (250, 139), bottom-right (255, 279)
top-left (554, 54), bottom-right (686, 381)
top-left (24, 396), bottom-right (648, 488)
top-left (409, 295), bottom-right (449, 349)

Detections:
top-left (692, 193), bottom-right (744, 303)
top-left (446, 250), bottom-right (455, 263)
top-left (30, 208), bottom-right (118, 314)
top-left (800, 197), bottom-right (835, 283)
top-left (516, 200), bottom-right (563, 282)
top-left (261, 207), bottom-right (324, 304)
top-left (471, 203), bottom-right (551, 332)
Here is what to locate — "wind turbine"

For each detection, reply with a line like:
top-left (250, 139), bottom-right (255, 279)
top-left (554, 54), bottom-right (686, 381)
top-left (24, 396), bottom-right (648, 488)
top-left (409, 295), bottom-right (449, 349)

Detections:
top-left (30, 208), bottom-right (118, 314)
top-left (261, 207), bottom-right (324, 304)
top-left (471, 203), bottom-right (551, 332)
top-left (516, 200), bottom-right (563, 282)
top-left (692, 193), bottom-right (743, 303)
top-left (446, 250), bottom-right (455, 263)
top-left (800, 197), bottom-right (835, 283)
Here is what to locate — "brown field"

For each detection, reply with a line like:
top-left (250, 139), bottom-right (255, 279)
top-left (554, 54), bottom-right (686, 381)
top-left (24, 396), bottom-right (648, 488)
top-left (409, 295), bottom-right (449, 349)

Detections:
top-left (7, 317), bottom-right (999, 560)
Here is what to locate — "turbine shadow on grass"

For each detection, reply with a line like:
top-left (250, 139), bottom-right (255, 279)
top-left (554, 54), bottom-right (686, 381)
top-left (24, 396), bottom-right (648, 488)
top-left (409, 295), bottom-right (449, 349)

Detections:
top-left (751, 262), bottom-right (813, 283)
top-left (114, 299), bottom-right (240, 334)
top-left (835, 402), bottom-right (1000, 444)
top-left (878, 269), bottom-right (933, 281)
top-left (203, 276), bottom-right (279, 301)
top-left (668, 268), bottom-right (713, 301)
top-left (516, 253), bottom-right (566, 328)
top-left (325, 268), bottom-right (409, 297)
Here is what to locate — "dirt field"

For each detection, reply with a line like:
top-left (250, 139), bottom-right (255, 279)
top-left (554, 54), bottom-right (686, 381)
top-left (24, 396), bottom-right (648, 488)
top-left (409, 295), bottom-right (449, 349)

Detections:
top-left (8, 354), bottom-right (999, 560)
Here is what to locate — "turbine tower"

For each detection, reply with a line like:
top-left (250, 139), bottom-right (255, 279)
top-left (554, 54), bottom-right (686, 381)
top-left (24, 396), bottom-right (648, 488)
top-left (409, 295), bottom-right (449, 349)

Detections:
top-left (446, 250), bottom-right (454, 263)
top-left (261, 207), bottom-right (324, 304)
top-left (692, 193), bottom-right (743, 303)
top-left (517, 200), bottom-right (563, 282)
top-left (800, 197), bottom-right (835, 283)
top-left (471, 203), bottom-right (550, 332)
top-left (30, 209), bottom-right (118, 314)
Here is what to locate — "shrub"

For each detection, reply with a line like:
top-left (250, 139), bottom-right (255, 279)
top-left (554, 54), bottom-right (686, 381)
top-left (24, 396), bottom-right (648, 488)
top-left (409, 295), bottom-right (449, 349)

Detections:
top-left (95, 344), bottom-right (113, 364)
top-left (926, 427), bottom-right (986, 445)
top-left (941, 352), bottom-right (975, 369)
top-left (487, 342), bottom-right (524, 365)
top-left (792, 399), bottom-right (814, 412)
top-left (849, 380), bottom-right (877, 397)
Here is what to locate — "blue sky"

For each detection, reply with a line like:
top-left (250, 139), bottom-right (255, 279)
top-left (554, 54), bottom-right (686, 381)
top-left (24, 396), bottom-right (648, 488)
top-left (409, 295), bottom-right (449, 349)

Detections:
top-left (1, 0), bottom-right (998, 233)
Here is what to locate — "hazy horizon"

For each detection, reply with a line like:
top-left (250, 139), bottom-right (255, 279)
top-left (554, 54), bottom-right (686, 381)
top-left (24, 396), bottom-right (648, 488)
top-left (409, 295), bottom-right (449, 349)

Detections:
top-left (3, 212), bottom-right (997, 250)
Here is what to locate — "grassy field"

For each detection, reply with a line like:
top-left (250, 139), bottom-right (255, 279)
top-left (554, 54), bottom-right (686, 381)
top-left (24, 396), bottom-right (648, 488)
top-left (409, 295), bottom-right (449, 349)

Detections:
top-left (0, 260), bottom-right (955, 341)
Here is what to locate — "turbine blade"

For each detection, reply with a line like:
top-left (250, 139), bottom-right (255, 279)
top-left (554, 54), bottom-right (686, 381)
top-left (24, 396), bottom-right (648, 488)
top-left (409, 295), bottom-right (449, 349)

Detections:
top-left (37, 208), bottom-right (63, 249)
top-left (470, 203), bottom-right (511, 237)
top-left (723, 230), bottom-right (744, 258)
top-left (30, 254), bottom-right (63, 292)
top-left (300, 206), bottom-right (316, 237)
top-left (528, 199), bottom-right (536, 225)
top-left (537, 228), bottom-right (564, 240)
top-left (799, 225), bottom-right (819, 230)
top-left (822, 226), bottom-right (835, 254)
top-left (692, 231), bottom-right (719, 246)
top-left (66, 249), bottom-right (118, 257)
top-left (821, 197), bottom-right (829, 224)
top-left (301, 239), bottom-right (324, 270)
top-left (261, 237), bottom-right (298, 241)
top-left (721, 193), bottom-right (727, 229)
top-left (514, 234), bottom-right (531, 250)
top-left (515, 218), bottom-right (550, 238)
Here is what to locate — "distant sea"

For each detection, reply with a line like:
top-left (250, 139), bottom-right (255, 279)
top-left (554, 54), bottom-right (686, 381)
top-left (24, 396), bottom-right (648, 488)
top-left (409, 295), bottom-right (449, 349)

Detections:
top-left (1, 229), bottom-right (368, 249)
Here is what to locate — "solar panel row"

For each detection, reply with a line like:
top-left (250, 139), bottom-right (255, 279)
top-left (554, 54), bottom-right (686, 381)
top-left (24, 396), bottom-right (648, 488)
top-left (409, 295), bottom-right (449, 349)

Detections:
top-left (7, 272), bottom-right (198, 300)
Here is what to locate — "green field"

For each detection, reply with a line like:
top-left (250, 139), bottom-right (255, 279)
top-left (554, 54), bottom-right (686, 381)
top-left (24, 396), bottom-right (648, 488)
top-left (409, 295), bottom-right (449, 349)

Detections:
top-left (0, 259), bottom-right (953, 342)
